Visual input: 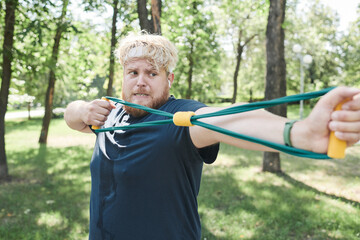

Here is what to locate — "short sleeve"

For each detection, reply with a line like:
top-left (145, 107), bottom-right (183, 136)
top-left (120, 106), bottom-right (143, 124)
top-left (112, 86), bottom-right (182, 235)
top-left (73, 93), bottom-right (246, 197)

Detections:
top-left (197, 143), bottom-right (219, 164)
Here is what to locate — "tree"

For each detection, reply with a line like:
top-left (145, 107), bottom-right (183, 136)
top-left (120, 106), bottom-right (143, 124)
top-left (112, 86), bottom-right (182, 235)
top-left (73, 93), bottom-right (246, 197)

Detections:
top-left (231, 29), bottom-right (257, 103)
top-left (0, 0), bottom-right (18, 181)
top-left (262, 0), bottom-right (287, 173)
top-left (107, 0), bottom-right (119, 96)
top-left (81, 0), bottom-right (136, 98)
top-left (163, 0), bottom-right (221, 101)
top-left (342, 5), bottom-right (360, 88)
top-left (106, 0), bottom-right (137, 96)
top-left (285, 0), bottom-right (342, 95)
top-left (39, 0), bottom-right (69, 144)
top-left (8, 0), bottom-right (55, 113)
top-left (137, 0), bottom-right (161, 34)
top-left (218, 0), bottom-right (266, 103)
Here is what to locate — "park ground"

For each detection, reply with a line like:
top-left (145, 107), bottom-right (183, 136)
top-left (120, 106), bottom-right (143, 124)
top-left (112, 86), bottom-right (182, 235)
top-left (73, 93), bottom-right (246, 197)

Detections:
top-left (0, 110), bottom-right (360, 239)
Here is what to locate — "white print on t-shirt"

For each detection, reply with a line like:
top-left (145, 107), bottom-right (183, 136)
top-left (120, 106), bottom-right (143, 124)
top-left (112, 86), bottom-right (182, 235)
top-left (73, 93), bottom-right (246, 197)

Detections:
top-left (98, 106), bottom-right (130, 157)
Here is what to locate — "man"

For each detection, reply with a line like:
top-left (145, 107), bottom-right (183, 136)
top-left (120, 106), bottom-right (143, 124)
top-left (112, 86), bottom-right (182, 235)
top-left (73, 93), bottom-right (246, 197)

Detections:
top-left (64, 33), bottom-right (360, 239)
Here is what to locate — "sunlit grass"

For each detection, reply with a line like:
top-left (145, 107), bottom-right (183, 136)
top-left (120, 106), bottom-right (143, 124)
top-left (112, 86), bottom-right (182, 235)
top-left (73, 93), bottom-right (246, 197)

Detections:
top-left (2, 118), bottom-right (93, 239)
top-left (199, 144), bottom-right (360, 240)
top-left (2, 113), bottom-right (360, 239)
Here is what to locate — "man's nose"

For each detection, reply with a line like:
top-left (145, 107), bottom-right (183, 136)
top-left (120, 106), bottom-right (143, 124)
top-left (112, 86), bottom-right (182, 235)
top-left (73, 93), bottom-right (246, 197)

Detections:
top-left (136, 73), bottom-right (147, 87)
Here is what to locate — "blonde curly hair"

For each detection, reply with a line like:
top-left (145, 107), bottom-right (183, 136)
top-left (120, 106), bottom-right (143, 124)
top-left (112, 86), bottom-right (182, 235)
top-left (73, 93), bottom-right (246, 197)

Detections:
top-left (115, 32), bottom-right (178, 73)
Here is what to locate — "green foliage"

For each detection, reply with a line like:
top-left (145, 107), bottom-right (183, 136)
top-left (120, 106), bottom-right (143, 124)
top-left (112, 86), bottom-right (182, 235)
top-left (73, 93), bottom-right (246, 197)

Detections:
top-left (5, 0), bottom-right (54, 107)
top-left (216, 0), bottom-right (269, 102)
top-left (55, 0), bottom-right (137, 104)
top-left (341, 7), bottom-right (360, 87)
top-left (285, 0), bottom-right (346, 95)
top-left (163, 0), bottom-right (222, 102)
top-left (55, 20), bottom-right (111, 104)
top-left (1, 0), bottom-right (359, 108)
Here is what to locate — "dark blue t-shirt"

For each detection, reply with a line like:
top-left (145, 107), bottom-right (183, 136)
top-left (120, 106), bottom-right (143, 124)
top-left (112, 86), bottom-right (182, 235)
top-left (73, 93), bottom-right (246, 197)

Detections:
top-left (89, 96), bottom-right (219, 240)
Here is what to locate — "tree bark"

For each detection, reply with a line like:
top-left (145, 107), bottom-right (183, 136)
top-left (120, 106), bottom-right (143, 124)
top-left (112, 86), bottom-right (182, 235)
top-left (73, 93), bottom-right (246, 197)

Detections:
top-left (151, 0), bottom-right (161, 34)
top-left (231, 30), bottom-right (257, 104)
top-left (232, 30), bottom-right (244, 104)
top-left (137, 0), bottom-right (161, 34)
top-left (137, 0), bottom-right (153, 33)
top-left (39, 0), bottom-right (69, 144)
top-left (262, 0), bottom-right (287, 173)
top-left (0, 0), bottom-right (17, 182)
top-left (186, 40), bottom-right (194, 99)
top-left (107, 0), bottom-right (119, 97)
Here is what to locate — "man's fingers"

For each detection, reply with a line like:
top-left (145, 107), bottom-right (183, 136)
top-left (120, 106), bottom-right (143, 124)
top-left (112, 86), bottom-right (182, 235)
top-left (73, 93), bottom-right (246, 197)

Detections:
top-left (88, 113), bottom-right (108, 127)
top-left (83, 99), bottom-right (115, 126)
top-left (334, 131), bottom-right (360, 144)
top-left (94, 112), bottom-right (108, 123)
top-left (332, 110), bottom-right (360, 122)
top-left (329, 120), bottom-right (360, 132)
top-left (109, 101), bottom-right (116, 109)
top-left (342, 93), bottom-right (360, 110)
top-left (93, 99), bottom-right (115, 111)
top-left (317, 87), bottom-right (360, 111)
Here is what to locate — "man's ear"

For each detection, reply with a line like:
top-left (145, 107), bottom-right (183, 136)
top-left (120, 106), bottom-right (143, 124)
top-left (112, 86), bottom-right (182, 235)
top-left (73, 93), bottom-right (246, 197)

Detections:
top-left (167, 72), bottom-right (174, 87)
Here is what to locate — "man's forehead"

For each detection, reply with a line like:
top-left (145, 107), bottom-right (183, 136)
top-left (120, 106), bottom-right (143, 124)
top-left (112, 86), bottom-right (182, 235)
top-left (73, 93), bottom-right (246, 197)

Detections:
top-left (125, 58), bottom-right (163, 71)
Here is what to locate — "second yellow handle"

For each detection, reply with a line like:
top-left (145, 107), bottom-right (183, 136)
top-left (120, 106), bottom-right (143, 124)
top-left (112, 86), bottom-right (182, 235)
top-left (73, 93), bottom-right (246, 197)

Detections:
top-left (91, 97), bottom-right (109, 130)
top-left (327, 100), bottom-right (348, 159)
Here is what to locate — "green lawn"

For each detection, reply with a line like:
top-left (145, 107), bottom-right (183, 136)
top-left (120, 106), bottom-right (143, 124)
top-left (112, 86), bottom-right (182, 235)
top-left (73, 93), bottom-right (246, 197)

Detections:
top-left (1, 116), bottom-right (360, 239)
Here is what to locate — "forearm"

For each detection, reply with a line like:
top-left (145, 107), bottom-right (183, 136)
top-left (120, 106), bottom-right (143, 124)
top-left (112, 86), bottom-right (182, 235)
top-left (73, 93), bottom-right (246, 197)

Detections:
top-left (190, 106), bottom-right (318, 153)
top-left (64, 100), bottom-right (91, 133)
top-left (191, 87), bottom-right (360, 154)
top-left (191, 106), bottom-right (289, 151)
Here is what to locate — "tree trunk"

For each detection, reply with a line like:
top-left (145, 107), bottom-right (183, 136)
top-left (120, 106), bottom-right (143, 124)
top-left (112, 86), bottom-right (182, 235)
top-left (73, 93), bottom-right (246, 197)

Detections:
top-left (232, 30), bottom-right (257, 104)
top-left (137, 0), bottom-right (161, 34)
top-left (39, 0), bottom-right (69, 144)
top-left (137, 0), bottom-right (154, 33)
top-left (28, 102), bottom-right (31, 120)
top-left (151, 0), bottom-right (161, 34)
top-left (107, 0), bottom-right (119, 97)
top-left (186, 41), bottom-right (194, 99)
top-left (232, 30), bottom-right (244, 104)
top-left (262, 0), bottom-right (287, 173)
top-left (0, 0), bottom-right (17, 182)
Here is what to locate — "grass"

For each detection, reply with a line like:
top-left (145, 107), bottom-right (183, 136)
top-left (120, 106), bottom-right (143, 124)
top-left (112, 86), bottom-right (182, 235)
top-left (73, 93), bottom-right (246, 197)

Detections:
top-left (1, 118), bottom-right (94, 240)
top-left (200, 145), bottom-right (360, 239)
top-left (1, 114), bottom-right (360, 240)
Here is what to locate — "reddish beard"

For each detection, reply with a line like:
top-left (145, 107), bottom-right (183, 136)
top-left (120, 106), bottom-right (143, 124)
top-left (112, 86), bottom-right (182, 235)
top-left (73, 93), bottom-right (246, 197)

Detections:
top-left (122, 87), bottom-right (170, 118)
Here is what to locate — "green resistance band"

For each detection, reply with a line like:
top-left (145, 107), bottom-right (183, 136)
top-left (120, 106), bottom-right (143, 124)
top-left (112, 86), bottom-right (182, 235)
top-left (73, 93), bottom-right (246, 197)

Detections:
top-left (94, 87), bottom-right (336, 160)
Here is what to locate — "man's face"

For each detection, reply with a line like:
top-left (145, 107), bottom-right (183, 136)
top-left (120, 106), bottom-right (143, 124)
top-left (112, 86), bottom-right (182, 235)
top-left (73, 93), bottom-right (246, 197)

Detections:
top-left (122, 58), bottom-right (173, 117)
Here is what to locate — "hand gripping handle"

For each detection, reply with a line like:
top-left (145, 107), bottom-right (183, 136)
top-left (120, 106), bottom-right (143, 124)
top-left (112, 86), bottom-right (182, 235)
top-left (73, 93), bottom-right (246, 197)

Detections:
top-left (91, 97), bottom-right (109, 130)
top-left (327, 100), bottom-right (348, 158)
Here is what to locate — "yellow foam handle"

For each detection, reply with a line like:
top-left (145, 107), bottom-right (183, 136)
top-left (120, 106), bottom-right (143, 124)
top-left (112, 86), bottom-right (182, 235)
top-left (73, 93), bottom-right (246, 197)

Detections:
top-left (173, 111), bottom-right (196, 127)
top-left (91, 97), bottom-right (109, 130)
top-left (327, 100), bottom-right (348, 158)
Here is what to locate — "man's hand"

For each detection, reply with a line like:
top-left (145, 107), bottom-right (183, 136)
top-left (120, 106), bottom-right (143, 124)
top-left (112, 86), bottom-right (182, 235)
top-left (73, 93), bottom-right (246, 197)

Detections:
top-left (292, 87), bottom-right (360, 153)
top-left (82, 99), bottom-right (116, 128)
top-left (64, 99), bottom-right (116, 133)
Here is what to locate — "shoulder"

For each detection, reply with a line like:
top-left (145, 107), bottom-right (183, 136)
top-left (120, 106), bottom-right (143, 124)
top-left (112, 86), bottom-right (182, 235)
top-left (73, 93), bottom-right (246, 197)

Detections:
top-left (161, 96), bottom-right (208, 113)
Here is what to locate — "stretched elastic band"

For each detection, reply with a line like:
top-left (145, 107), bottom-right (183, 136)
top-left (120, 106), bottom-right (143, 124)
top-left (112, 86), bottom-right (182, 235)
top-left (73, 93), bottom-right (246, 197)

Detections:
top-left (96, 88), bottom-right (336, 159)
top-left (173, 111), bottom-right (196, 126)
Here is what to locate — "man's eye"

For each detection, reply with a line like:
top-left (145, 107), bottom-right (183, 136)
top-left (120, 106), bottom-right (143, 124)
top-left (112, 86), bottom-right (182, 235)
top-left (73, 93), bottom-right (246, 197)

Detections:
top-left (130, 71), bottom-right (137, 75)
top-left (150, 73), bottom-right (157, 77)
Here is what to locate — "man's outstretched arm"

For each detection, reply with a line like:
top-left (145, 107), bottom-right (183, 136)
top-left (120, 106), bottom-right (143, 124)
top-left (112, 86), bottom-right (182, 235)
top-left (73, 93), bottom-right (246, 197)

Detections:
top-left (190, 87), bottom-right (360, 154)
